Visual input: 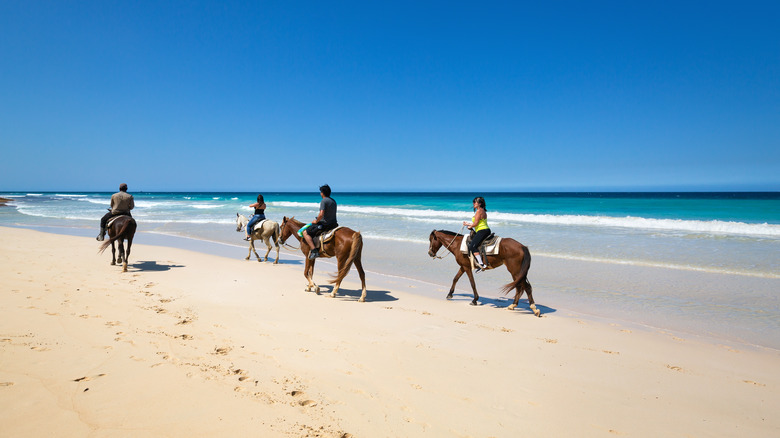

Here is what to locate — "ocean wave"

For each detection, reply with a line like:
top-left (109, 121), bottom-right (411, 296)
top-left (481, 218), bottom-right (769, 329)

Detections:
top-left (192, 204), bottom-right (223, 209)
top-left (55, 194), bottom-right (88, 197)
top-left (326, 205), bottom-right (779, 238)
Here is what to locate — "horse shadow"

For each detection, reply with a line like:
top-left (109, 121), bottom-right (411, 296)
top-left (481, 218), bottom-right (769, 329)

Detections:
top-left (447, 292), bottom-right (556, 315)
top-left (130, 261), bottom-right (185, 272)
top-left (315, 285), bottom-right (397, 303)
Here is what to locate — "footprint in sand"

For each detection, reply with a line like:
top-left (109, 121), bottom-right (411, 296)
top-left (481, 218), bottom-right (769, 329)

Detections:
top-left (743, 380), bottom-right (766, 387)
top-left (0, 382), bottom-right (14, 387)
top-left (213, 347), bottom-right (231, 355)
top-left (73, 373), bottom-right (107, 382)
top-left (666, 365), bottom-right (684, 372)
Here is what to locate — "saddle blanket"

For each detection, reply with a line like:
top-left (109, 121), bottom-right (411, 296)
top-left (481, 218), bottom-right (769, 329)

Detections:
top-left (460, 234), bottom-right (502, 255)
top-left (250, 219), bottom-right (268, 233)
top-left (106, 215), bottom-right (131, 228)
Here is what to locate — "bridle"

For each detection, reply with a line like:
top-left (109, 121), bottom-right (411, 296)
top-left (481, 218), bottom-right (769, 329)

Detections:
top-left (430, 226), bottom-right (465, 260)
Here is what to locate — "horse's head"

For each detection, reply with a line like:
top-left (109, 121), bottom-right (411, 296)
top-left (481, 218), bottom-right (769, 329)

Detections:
top-left (428, 230), bottom-right (442, 258)
top-left (279, 216), bottom-right (293, 244)
top-left (235, 213), bottom-right (247, 232)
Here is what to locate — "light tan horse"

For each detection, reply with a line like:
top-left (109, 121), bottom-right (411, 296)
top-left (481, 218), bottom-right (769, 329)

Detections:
top-left (236, 213), bottom-right (281, 263)
top-left (279, 216), bottom-right (367, 302)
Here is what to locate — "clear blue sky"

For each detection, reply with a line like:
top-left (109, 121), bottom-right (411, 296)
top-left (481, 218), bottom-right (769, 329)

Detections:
top-left (1, 1), bottom-right (778, 192)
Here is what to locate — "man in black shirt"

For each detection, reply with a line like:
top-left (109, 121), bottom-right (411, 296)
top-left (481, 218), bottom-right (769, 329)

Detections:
top-left (303, 184), bottom-right (338, 259)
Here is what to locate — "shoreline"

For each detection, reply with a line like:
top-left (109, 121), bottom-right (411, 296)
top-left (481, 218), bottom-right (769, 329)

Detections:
top-left (1, 226), bottom-right (779, 436)
top-left (5, 223), bottom-right (780, 352)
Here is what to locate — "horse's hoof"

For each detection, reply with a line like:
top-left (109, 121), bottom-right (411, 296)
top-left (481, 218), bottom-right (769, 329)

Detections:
top-left (446, 294), bottom-right (453, 300)
top-left (315, 288), bottom-right (321, 295)
top-left (470, 300), bottom-right (478, 306)
top-left (111, 261), bottom-right (116, 266)
top-left (358, 297), bottom-right (366, 303)
top-left (507, 304), bottom-right (516, 310)
top-left (531, 304), bottom-right (540, 317)
top-left (330, 293), bottom-right (337, 298)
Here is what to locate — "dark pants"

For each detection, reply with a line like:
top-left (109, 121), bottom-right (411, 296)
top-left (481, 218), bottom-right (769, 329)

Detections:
top-left (247, 213), bottom-right (266, 234)
top-left (468, 229), bottom-right (491, 254)
top-left (304, 221), bottom-right (338, 240)
top-left (101, 211), bottom-right (131, 229)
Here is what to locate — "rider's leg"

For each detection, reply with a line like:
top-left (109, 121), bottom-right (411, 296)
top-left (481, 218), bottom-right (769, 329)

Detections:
top-left (246, 214), bottom-right (261, 239)
top-left (303, 227), bottom-right (319, 259)
top-left (97, 212), bottom-right (112, 241)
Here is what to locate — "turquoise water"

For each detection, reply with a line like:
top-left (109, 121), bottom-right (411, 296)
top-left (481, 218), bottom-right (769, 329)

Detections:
top-left (2, 191), bottom-right (779, 348)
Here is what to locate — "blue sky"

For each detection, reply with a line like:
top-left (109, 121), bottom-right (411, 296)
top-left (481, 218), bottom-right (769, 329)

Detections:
top-left (1, 1), bottom-right (778, 192)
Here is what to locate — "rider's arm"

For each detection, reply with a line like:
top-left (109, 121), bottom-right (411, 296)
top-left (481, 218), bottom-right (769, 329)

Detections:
top-left (313, 209), bottom-right (324, 225)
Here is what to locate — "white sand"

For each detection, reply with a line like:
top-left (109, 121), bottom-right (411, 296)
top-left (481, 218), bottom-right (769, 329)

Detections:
top-left (1, 226), bottom-right (778, 437)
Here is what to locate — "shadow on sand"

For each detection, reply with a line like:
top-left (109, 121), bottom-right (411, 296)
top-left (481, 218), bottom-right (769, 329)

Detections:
top-left (310, 285), bottom-right (398, 303)
top-left (445, 291), bottom-right (556, 315)
top-left (130, 261), bottom-right (185, 272)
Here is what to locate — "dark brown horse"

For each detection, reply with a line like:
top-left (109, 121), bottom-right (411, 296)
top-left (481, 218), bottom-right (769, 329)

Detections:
top-left (279, 217), bottom-right (367, 302)
top-left (98, 216), bottom-right (137, 272)
top-left (428, 230), bottom-right (539, 316)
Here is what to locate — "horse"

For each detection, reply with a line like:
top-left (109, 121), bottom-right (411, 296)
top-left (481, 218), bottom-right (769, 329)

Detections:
top-left (428, 230), bottom-right (539, 316)
top-left (235, 213), bottom-right (281, 263)
top-left (278, 216), bottom-right (367, 302)
top-left (98, 215), bottom-right (137, 272)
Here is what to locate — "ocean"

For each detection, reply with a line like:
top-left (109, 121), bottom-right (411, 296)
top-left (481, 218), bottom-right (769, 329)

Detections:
top-left (2, 191), bottom-right (779, 348)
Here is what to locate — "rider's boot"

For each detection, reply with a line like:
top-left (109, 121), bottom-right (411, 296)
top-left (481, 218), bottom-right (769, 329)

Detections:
top-left (308, 248), bottom-right (319, 260)
top-left (96, 227), bottom-right (106, 241)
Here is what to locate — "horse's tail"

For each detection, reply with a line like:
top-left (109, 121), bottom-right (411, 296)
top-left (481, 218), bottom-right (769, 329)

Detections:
top-left (500, 244), bottom-right (532, 296)
top-left (273, 221), bottom-right (281, 247)
top-left (329, 231), bottom-right (362, 285)
top-left (98, 218), bottom-right (135, 254)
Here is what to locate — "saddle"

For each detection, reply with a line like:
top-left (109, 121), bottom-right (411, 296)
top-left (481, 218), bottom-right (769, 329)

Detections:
top-left (460, 233), bottom-right (501, 271)
top-left (106, 215), bottom-right (132, 228)
top-left (313, 226), bottom-right (343, 251)
top-left (249, 219), bottom-right (268, 234)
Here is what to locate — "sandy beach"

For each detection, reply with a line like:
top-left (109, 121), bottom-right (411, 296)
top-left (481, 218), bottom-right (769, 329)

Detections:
top-left (1, 226), bottom-right (779, 437)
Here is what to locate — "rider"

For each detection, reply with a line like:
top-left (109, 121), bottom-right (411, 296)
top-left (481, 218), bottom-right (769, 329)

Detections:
top-left (303, 184), bottom-right (338, 260)
top-left (97, 183), bottom-right (134, 241)
top-left (463, 196), bottom-right (491, 270)
top-left (245, 194), bottom-right (267, 240)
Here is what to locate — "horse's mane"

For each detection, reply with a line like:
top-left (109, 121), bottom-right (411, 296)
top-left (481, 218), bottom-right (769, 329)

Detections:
top-left (433, 229), bottom-right (463, 237)
top-left (285, 217), bottom-right (305, 226)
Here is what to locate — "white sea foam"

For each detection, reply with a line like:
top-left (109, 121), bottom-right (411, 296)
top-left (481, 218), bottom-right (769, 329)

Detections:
top-left (54, 194), bottom-right (88, 197)
top-left (192, 204), bottom-right (222, 209)
top-left (326, 205), bottom-right (779, 238)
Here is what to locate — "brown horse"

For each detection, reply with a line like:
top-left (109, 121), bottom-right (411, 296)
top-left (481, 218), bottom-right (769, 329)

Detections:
top-left (428, 230), bottom-right (539, 316)
top-left (279, 217), bottom-right (367, 302)
top-left (98, 215), bottom-right (137, 272)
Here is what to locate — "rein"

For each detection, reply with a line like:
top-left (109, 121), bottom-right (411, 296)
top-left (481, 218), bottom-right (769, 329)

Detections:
top-left (431, 226), bottom-right (465, 260)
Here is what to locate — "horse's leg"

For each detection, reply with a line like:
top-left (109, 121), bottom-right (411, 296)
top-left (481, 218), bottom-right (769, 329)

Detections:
top-left (110, 241), bottom-right (117, 266)
top-left (252, 238), bottom-right (261, 261)
top-left (464, 268), bottom-right (479, 305)
top-left (262, 237), bottom-right (272, 262)
top-left (447, 267), bottom-right (467, 300)
top-left (124, 236), bottom-right (133, 273)
top-left (331, 248), bottom-right (348, 298)
top-left (118, 240), bottom-right (125, 270)
top-left (273, 240), bottom-right (280, 265)
top-left (354, 255), bottom-right (367, 303)
top-left (304, 259), bottom-right (319, 294)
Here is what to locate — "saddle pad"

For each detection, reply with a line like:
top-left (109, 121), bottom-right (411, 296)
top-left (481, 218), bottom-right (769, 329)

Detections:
top-left (106, 215), bottom-right (131, 228)
top-left (251, 219), bottom-right (268, 232)
top-left (460, 235), bottom-right (502, 255)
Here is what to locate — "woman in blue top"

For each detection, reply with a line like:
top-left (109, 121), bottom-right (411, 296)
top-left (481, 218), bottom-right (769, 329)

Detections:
top-left (245, 194), bottom-right (266, 241)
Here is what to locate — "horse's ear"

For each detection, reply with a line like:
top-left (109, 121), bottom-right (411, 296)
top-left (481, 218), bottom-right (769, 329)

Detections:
top-left (236, 213), bottom-right (239, 217)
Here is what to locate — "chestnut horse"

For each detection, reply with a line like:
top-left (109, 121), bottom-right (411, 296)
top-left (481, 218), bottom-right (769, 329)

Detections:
top-left (98, 215), bottom-right (137, 272)
top-left (428, 230), bottom-right (539, 316)
top-left (279, 217), bottom-right (367, 302)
